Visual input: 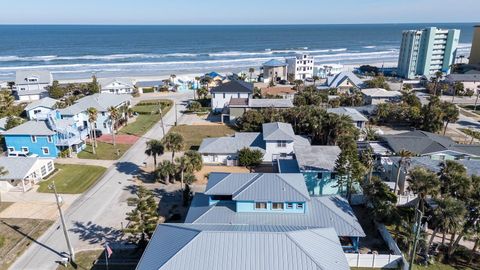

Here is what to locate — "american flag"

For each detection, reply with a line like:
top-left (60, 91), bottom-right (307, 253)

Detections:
top-left (105, 242), bottom-right (113, 258)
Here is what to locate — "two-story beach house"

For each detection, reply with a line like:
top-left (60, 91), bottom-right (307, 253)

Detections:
top-left (262, 59), bottom-right (288, 83)
top-left (318, 71), bottom-right (365, 93)
top-left (58, 93), bottom-right (131, 135)
top-left (13, 71), bottom-right (52, 101)
top-left (137, 223), bottom-right (350, 270)
top-left (0, 157), bottom-right (55, 192)
top-left (199, 122), bottom-right (308, 165)
top-left (24, 97), bottom-right (58, 120)
top-left (327, 107), bottom-right (369, 129)
top-left (211, 79), bottom-right (253, 112)
top-left (185, 172), bottom-right (365, 252)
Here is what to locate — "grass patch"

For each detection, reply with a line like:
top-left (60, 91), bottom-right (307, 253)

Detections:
top-left (57, 248), bottom-right (142, 270)
top-left (0, 218), bottom-right (53, 270)
top-left (37, 164), bottom-right (106, 194)
top-left (77, 141), bottom-right (131, 160)
top-left (169, 124), bottom-right (237, 150)
top-left (119, 99), bottom-right (172, 136)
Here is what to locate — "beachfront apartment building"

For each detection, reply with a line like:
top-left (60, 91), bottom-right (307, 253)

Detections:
top-left (12, 71), bottom-right (52, 101)
top-left (98, 78), bottom-right (135, 94)
top-left (287, 53), bottom-right (314, 80)
top-left (397, 27), bottom-right (460, 79)
top-left (211, 80), bottom-right (253, 112)
top-left (470, 25), bottom-right (480, 65)
top-left (262, 59), bottom-right (288, 83)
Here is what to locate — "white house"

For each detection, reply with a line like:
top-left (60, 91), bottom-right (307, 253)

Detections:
top-left (24, 97), bottom-right (58, 120)
top-left (198, 122), bottom-right (310, 165)
top-left (287, 53), bottom-right (314, 80)
top-left (98, 78), bottom-right (135, 94)
top-left (327, 107), bottom-right (368, 129)
top-left (211, 79), bottom-right (253, 112)
top-left (318, 71), bottom-right (365, 93)
top-left (0, 157), bottom-right (55, 192)
top-left (361, 88), bottom-right (402, 105)
top-left (13, 70), bottom-right (52, 101)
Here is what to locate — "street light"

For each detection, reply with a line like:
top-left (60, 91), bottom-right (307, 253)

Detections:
top-left (49, 181), bottom-right (75, 262)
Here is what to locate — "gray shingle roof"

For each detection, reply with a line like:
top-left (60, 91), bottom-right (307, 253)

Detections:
top-left (361, 88), bottom-right (402, 98)
top-left (205, 173), bottom-right (310, 202)
top-left (198, 132), bottom-right (265, 154)
top-left (137, 224), bottom-right (350, 270)
top-left (446, 73), bottom-right (480, 82)
top-left (327, 107), bottom-right (368, 122)
top-left (135, 80), bottom-right (165, 88)
top-left (98, 78), bottom-right (134, 88)
top-left (186, 194), bottom-right (365, 237)
top-left (24, 97), bottom-right (57, 111)
top-left (15, 70), bottom-right (52, 85)
top-left (2, 120), bottom-right (55, 135)
top-left (294, 145), bottom-right (341, 171)
top-left (326, 71), bottom-right (364, 88)
top-left (262, 122), bottom-right (296, 141)
top-left (382, 130), bottom-right (480, 157)
top-left (59, 93), bottom-right (131, 115)
top-left (211, 80), bottom-right (253, 94)
top-left (0, 157), bottom-right (50, 180)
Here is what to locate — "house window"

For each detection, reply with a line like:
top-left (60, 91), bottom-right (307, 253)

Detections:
top-left (286, 203), bottom-right (294, 209)
top-left (7, 147), bottom-right (14, 152)
top-left (21, 147), bottom-right (29, 153)
top-left (277, 141), bottom-right (287, 147)
top-left (102, 112), bottom-right (106, 116)
top-left (41, 165), bottom-right (47, 176)
top-left (317, 172), bottom-right (323, 179)
top-left (34, 109), bottom-right (41, 114)
top-left (103, 123), bottom-right (107, 128)
top-left (255, 202), bottom-right (267, 209)
top-left (297, 203), bottom-right (304, 209)
top-left (356, 121), bottom-right (363, 128)
top-left (31, 135), bottom-right (37, 143)
top-left (47, 161), bottom-right (54, 171)
top-left (223, 93), bottom-right (226, 99)
top-left (42, 147), bottom-right (50, 155)
top-left (47, 135), bottom-right (53, 143)
top-left (272, 202), bottom-right (284, 210)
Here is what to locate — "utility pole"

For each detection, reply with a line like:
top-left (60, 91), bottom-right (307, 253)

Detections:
top-left (174, 101), bottom-right (178, 126)
top-left (409, 209), bottom-right (423, 270)
top-left (49, 181), bottom-right (75, 262)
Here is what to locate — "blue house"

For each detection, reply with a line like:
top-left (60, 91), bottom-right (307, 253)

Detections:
top-left (3, 112), bottom-right (88, 158)
top-left (278, 144), bottom-right (345, 196)
top-left (185, 172), bottom-right (365, 252)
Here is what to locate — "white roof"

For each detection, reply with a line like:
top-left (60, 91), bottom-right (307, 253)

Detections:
top-left (361, 88), bottom-right (402, 98)
top-left (0, 157), bottom-right (53, 180)
top-left (24, 97), bottom-right (57, 111)
top-left (15, 70), bottom-right (52, 85)
top-left (98, 78), bottom-right (134, 89)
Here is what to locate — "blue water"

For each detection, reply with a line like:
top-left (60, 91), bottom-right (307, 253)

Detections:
top-left (0, 23), bottom-right (475, 80)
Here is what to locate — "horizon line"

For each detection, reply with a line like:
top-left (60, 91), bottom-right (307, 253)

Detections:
top-left (0, 21), bottom-right (478, 27)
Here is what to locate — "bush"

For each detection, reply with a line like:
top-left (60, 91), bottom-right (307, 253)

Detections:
top-left (187, 101), bottom-right (202, 112)
top-left (142, 87), bottom-right (154, 93)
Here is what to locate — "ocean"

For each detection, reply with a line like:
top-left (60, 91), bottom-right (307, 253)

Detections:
top-left (0, 23), bottom-right (475, 81)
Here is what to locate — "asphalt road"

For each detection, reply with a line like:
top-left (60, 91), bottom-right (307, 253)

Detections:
top-left (10, 91), bottom-right (192, 270)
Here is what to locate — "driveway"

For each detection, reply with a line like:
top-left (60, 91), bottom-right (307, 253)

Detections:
top-left (10, 91), bottom-right (193, 270)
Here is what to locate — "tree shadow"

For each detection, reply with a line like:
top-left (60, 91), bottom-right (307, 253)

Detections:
top-left (328, 196), bottom-right (356, 217)
top-left (154, 188), bottom-right (188, 222)
top-left (115, 162), bottom-right (140, 176)
top-left (69, 221), bottom-right (123, 245)
top-left (457, 120), bottom-right (480, 129)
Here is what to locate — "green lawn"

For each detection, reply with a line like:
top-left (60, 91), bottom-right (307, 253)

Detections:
top-left (119, 99), bottom-right (172, 136)
top-left (169, 124), bottom-right (237, 150)
top-left (37, 164), bottom-right (106, 194)
top-left (77, 141), bottom-right (131, 160)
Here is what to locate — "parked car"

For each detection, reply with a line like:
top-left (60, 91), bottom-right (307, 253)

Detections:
top-left (279, 80), bottom-right (289, 85)
top-left (94, 129), bottom-right (103, 138)
top-left (7, 151), bottom-right (39, 157)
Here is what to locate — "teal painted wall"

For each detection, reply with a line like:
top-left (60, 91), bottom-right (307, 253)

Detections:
top-left (303, 171), bottom-right (346, 196)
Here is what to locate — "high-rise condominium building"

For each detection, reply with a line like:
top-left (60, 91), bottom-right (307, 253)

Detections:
top-left (469, 25), bottom-right (480, 65)
top-left (287, 53), bottom-right (314, 80)
top-left (397, 27), bottom-right (460, 79)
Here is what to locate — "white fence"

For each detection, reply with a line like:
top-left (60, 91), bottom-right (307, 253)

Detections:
top-left (396, 195), bottom-right (417, 206)
top-left (345, 253), bottom-right (402, 268)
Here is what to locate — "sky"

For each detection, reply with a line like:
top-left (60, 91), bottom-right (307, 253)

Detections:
top-left (1, 0), bottom-right (479, 25)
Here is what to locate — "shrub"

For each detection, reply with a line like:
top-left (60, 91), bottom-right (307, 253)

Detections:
top-left (142, 87), bottom-right (154, 93)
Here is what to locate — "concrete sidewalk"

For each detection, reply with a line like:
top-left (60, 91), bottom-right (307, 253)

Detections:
top-left (55, 158), bottom-right (116, 168)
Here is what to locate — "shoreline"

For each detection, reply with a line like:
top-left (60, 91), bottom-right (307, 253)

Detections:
top-left (55, 61), bottom-right (398, 84)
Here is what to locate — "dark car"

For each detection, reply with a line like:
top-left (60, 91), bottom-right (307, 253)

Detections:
top-left (279, 80), bottom-right (288, 85)
top-left (94, 129), bottom-right (103, 138)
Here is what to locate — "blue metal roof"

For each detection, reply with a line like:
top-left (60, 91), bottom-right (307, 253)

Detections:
top-left (263, 59), bottom-right (288, 67)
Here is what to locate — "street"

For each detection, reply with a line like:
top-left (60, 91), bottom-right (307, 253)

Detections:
top-left (10, 91), bottom-right (193, 270)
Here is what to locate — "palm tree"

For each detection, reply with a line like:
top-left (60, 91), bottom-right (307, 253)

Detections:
top-left (196, 87), bottom-right (208, 100)
top-left (393, 149), bottom-right (414, 195)
top-left (108, 106), bottom-right (120, 146)
top-left (156, 160), bottom-right (175, 184)
top-left (87, 107), bottom-right (98, 154)
top-left (200, 76), bottom-right (213, 90)
top-left (176, 150), bottom-right (203, 191)
top-left (429, 197), bottom-right (466, 250)
top-left (441, 102), bottom-right (459, 135)
top-left (163, 132), bottom-right (185, 162)
top-left (194, 76), bottom-right (201, 99)
top-left (407, 167), bottom-right (441, 214)
top-left (294, 80), bottom-right (304, 91)
top-left (312, 75), bottom-right (320, 86)
top-left (145, 139), bottom-right (164, 168)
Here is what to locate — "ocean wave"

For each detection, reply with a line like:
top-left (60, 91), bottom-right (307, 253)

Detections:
top-left (363, 46), bottom-right (376, 49)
